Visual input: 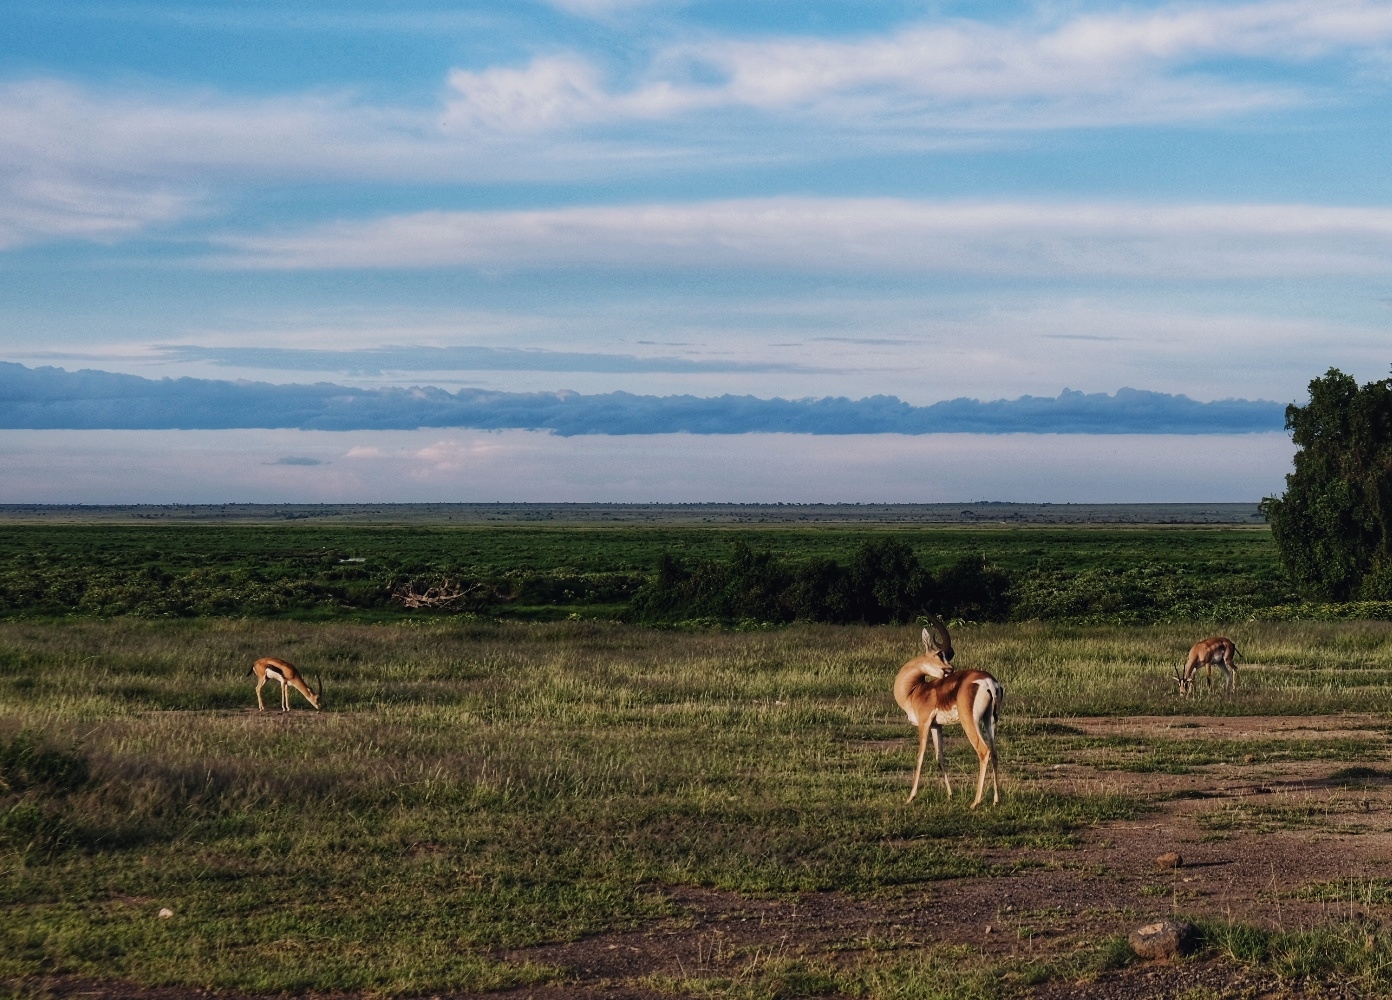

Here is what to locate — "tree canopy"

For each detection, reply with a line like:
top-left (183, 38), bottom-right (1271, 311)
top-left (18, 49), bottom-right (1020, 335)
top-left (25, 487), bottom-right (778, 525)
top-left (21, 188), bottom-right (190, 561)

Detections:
top-left (1261, 367), bottom-right (1392, 600)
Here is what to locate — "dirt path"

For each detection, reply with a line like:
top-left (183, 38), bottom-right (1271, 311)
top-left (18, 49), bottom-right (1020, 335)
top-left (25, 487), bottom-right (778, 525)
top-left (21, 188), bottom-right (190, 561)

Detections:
top-left (1065, 713), bottom-right (1388, 741)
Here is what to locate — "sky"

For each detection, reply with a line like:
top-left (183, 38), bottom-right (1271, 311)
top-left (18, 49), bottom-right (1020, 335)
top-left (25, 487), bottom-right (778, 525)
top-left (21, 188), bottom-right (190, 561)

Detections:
top-left (3, 0), bottom-right (1391, 503)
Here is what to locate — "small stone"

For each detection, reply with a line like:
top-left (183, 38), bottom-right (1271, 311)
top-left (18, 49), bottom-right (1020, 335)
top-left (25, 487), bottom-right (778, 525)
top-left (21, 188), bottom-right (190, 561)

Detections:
top-left (158, 907), bottom-right (174, 919)
top-left (1129, 919), bottom-right (1196, 960)
top-left (1155, 851), bottom-right (1183, 869)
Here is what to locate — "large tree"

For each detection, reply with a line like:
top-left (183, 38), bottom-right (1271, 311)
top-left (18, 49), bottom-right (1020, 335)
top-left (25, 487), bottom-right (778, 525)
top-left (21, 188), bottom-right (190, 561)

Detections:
top-left (1261, 368), bottom-right (1392, 599)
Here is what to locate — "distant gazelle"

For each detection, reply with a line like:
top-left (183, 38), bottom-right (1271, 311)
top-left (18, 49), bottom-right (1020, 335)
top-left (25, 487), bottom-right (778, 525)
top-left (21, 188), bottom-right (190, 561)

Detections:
top-left (250, 657), bottom-right (322, 712)
top-left (1174, 637), bottom-right (1239, 697)
top-left (892, 616), bottom-right (1003, 809)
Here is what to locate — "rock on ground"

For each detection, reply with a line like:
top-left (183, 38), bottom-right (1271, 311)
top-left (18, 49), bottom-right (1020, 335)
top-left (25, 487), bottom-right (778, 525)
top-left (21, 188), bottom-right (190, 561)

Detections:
top-left (1128, 919), bottom-right (1196, 960)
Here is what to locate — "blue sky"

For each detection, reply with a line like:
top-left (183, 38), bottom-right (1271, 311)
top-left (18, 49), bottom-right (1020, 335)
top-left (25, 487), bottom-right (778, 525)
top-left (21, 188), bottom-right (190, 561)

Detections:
top-left (3, 0), bottom-right (1391, 502)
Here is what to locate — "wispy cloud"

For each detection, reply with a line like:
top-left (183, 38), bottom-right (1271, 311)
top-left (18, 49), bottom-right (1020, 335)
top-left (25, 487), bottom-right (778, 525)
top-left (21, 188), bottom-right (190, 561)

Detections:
top-left (540, 0), bottom-right (669, 20)
top-left (7, 1), bottom-right (1392, 249)
top-left (153, 343), bottom-right (809, 375)
top-left (212, 197), bottom-right (1392, 278)
top-left (0, 427), bottom-right (1297, 504)
top-left (0, 363), bottom-right (1284, 435)
top-left (445, 0), bottom-right (1392, 133)
top-left (0, 78), bottom-right (413, 249)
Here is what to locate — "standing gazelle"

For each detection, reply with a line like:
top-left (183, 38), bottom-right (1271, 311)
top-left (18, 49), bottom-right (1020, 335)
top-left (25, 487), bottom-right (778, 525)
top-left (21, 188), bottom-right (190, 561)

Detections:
top-left (893, 617), bottom-right (1003, 809)
top-left (1174, 637), bottom-right (1239, 697)
top-left (250, 657), bottom-right (322, 712)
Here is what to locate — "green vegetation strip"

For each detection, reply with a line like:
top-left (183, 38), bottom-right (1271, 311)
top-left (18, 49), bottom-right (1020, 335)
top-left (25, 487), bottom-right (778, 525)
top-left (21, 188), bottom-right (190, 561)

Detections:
top-left (0, 521), bottom-right (1292, 624)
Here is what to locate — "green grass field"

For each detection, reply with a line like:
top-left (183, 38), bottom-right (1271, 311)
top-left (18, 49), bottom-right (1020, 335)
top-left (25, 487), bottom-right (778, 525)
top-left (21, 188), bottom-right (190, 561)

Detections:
top-left (5, 618), bottom-right (1392, 996)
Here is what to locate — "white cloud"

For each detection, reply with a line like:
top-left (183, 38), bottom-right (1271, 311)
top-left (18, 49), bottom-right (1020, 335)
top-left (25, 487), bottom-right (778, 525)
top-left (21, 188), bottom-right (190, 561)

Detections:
top-left (213, 196), bottom-right (1392, 279)
top-left (12, 288), bottom-right (1378, 408)
top-left (0, 171), bottom-right (194, 250)
top-left (0, 72), bottom-right (711, 248)
top-left (412, 437), bottom-right (510, 474)
top-left (0, 78), bottom-right (423, 249)
top-left (444, 56), bottom-right (612, 132)
top-left (7, 0), bottom-right (1392, 249)
top-left (539, 0), bottom-right (674, 22)
top-left (445, 1), bottom-right (1392, 132)
top-left (0, 428), bottom-right (1295, 503)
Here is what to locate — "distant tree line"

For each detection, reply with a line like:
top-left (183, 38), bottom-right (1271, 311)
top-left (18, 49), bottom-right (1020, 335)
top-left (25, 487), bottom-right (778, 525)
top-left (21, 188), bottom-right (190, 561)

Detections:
top-left (624, 538), bottom-right (1013, 625)
top-left (0, 522), bottom-right (1330, 624)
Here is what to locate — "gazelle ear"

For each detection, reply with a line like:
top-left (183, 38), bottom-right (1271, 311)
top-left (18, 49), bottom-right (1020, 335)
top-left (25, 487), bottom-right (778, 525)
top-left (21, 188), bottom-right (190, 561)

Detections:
top-left (921, 627), bottom-right (934, 652)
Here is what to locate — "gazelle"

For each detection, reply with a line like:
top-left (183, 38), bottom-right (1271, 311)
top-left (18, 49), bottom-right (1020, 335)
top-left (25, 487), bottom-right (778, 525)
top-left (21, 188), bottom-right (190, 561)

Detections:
top-left (1174, 637), bottom-right (1240, 697)
top-left (893, 616), bottom-right (1003, 809)
top-left (250, 657), bottom-right (322, 712)
top-left (898, 617), bottom-right (956, 678)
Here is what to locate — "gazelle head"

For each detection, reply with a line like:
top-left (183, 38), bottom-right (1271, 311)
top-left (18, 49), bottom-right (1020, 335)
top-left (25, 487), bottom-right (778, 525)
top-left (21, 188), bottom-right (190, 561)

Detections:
top-left (1173, 665), bottom-right (1193, 697)
top-left (306, 673), bottom-right (324, 710)
top-left (920, 614), bottom-right (955, 667)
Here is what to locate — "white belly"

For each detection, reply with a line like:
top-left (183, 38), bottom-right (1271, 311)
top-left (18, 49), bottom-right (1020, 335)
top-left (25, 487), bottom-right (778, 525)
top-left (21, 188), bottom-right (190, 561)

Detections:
top-left (931, 705), bottom-right (961, 726)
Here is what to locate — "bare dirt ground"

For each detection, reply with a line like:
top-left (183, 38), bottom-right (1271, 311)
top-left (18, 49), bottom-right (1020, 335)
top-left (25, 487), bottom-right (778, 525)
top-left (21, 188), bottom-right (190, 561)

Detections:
top-left (483, 714), bottom-right (1392, 999)
top-left (22, 714), bottom-right (1392, 1000)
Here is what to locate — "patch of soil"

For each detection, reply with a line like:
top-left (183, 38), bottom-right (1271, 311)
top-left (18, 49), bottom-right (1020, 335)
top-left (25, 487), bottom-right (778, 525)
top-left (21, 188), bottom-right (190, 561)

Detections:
top-left (1025, 958), bottom-right (1354, 999)
top-left (486, 713), bottom-right (1392, 998)
top-left (1064, 713), bottom-right (1387, 741)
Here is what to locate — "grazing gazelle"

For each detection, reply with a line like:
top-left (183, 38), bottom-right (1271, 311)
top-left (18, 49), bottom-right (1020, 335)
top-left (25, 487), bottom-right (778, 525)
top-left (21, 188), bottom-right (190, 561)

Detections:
top-left (893, 616), bottom-right (1003, 809)
top-left (1174, 636), bottom-right (1240, 697)
top-left (250, 657), bottom-right (322, 712)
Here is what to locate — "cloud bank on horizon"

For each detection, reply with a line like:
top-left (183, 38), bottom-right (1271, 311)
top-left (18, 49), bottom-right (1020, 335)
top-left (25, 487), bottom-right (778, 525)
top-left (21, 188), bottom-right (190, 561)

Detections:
top-left (0, 363), bottom-right (1282, 436)
top-left (0, 0), bottom-right (1388, 500)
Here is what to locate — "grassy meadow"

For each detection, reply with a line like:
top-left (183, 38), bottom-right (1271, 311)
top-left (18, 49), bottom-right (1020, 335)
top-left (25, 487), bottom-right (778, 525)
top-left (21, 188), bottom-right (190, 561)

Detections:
top-left (5, 617), bottom-right (1392, 995)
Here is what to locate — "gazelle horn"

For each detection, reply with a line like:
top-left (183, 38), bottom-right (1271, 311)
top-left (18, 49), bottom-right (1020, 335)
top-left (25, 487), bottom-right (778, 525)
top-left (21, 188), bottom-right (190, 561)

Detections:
top-left (920, 613), bottom-right (953, 660)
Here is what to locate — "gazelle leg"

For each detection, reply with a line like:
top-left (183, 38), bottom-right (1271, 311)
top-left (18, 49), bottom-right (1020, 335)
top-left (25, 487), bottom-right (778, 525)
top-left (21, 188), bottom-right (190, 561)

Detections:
top-left (255, 677), bottom-right (266, 712)
top-left (932, 723), bottom-right (952, 799)
top-left (969, 739), bottom-right (1000, 809)
top-left (908, 721), bottom-right (931, 803)
top-left (988, 747), bottom-right (1000, 805)
top-left (281, 678), bottom-right (290, 712)
top-left (964, 708), bottom-right (999, 810)
top-left (969, 748), bottom-right (987, 809)
top-left (965, 728), bottom-right (990, 809)
top-left (983, 715), bottom-right (1000, 806)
